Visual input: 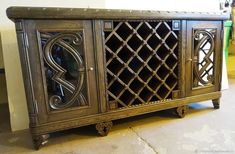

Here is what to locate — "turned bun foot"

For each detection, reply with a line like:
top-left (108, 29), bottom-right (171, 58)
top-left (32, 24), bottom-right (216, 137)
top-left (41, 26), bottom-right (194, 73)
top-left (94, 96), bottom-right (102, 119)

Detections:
top-left (32, 134), bottom-right (50, 150)
top-left (212, 98), bottom-right (220, 109)
top-left (175, 105), bottom-right (189, 118)
top-left (96, 121), bottom-right (113, 136)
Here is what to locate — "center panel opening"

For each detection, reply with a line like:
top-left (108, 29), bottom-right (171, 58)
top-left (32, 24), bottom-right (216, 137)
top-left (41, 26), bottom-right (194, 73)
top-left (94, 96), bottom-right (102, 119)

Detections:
top-left (104, 20), bottom-right (180, 110)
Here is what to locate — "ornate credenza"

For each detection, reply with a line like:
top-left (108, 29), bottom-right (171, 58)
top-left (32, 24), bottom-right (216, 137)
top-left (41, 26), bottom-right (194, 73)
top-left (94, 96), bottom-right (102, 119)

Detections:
top-left (7, 7), bottom-right (228, 149)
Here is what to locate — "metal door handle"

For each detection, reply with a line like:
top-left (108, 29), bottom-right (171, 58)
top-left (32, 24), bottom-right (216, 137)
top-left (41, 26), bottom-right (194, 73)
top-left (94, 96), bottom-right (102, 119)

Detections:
top-left (187, 57), bottom-right (198, 63)
top-left (187, 59), bottom-right (192, 62)
top-left (88, 67), bottom-right (94, 71)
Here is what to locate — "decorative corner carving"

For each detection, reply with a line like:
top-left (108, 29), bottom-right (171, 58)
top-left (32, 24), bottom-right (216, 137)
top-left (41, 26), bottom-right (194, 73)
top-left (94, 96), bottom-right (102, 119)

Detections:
top-left (172, 90), bottom-right (180, 99)
top-left (15, 20), bottom-right (23, 31)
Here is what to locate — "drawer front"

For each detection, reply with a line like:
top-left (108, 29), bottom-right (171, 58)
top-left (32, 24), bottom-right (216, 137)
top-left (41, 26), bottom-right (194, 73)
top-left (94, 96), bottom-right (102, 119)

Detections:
top-left (23, 20), bottom-right (99, 123)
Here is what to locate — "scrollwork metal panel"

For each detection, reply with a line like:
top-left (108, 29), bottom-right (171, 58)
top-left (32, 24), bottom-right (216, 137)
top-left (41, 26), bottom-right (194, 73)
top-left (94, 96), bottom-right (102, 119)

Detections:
top-left (193, 29), bottom-right (216, 87)
top-left (40, 32), bottom-right (88, 110)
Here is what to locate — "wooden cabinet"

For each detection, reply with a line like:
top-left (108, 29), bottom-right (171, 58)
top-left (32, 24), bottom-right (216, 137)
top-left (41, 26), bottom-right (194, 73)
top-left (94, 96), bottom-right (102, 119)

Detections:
top-left (7, 7), bottom-right (228, 149)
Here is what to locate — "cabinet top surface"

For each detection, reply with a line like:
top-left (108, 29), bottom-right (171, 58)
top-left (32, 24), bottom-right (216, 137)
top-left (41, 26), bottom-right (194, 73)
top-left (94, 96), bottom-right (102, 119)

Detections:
top-left (7, 6), bottom-right (229, 21)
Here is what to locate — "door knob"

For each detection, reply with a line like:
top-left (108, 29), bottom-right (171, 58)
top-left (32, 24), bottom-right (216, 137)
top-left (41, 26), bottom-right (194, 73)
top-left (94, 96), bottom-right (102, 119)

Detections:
top-left (187, 58), bottom-right (192, 62)
top-left (187, 57), bottom-right (198, 62)
top-left (88, 67), bottom-right (94, 71)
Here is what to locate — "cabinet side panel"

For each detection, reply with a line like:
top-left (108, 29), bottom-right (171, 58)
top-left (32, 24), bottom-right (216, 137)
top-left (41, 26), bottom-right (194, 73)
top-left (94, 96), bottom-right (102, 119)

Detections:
top-left (15, 20), bottom-right (38, 127)
top-left (216, 21), bottom-right (223, 91)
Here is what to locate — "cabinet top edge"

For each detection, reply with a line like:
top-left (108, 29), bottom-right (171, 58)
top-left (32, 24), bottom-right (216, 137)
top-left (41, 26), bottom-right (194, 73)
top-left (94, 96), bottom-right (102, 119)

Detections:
top-left (7, 6), bottom-right (229, 21)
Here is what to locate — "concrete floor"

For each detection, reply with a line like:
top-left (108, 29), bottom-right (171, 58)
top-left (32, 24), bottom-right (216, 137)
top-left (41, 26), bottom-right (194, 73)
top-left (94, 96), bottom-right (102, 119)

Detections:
top-left (0, 56), bottom-right (235, 154)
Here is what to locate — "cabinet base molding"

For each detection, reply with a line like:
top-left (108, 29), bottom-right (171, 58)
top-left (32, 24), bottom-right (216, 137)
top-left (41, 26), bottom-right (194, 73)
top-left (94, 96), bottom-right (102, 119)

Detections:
top-left (31, 91), bottom-right (221, 135)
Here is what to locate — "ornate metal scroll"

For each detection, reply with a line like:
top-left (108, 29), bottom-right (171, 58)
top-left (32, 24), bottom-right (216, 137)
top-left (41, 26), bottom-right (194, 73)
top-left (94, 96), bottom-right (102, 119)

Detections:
top-left (41, 32), bottom-right (87, 110)
top-left (193, 29), bottom-right (215, 87)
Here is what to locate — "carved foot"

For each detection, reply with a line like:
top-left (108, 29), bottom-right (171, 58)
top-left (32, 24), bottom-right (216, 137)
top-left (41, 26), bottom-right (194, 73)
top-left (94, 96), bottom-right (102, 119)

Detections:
top-left (175, 105), bottom-right (189, 118)
top-left (212, 99), bottom-right (220, 109)
top-left (32, 134), bottom-right (50, 150)
top-left (96, 121), bottom-right (113, 136)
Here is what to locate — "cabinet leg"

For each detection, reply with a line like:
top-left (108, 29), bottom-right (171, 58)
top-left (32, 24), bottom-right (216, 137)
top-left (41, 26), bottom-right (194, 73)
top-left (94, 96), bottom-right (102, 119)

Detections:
top-left (212, 98), bottom-right (220, 109)
top-left (175, 105), bottom-right (189, 118)
top-left (96, 121), bottom-right (113, 136)
top-left (32, 134), bottom-right (50, 150)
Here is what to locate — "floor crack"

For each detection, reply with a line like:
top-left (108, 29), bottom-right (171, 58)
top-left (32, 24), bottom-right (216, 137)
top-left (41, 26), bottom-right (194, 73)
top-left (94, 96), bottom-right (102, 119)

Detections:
top-left (129, 126), bottom-right (159, 154)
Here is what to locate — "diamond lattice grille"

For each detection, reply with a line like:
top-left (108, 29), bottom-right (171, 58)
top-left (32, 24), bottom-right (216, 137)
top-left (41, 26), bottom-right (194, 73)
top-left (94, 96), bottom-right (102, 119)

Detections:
top-left (104, 20), bottom-right (179, 109)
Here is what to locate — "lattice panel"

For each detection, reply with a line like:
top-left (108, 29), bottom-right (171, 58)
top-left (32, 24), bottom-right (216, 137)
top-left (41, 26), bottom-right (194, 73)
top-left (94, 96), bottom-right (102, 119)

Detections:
top-left (104, 20), bottom-right (180, 109)
top-left (193, 29), bottom-right (216, 87)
